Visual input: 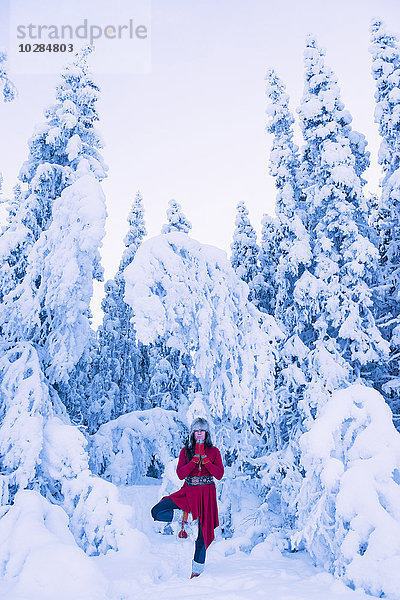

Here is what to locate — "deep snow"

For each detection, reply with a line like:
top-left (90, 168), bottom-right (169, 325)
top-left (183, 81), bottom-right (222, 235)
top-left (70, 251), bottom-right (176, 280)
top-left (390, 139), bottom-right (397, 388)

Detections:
top-left (0, 477), bottom-right (376, 600)
top-left (94, 480), bottom-right (372, 600)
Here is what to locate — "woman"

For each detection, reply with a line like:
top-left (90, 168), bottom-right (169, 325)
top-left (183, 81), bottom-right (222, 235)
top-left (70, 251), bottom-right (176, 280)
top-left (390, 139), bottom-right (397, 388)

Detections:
top-left (151, 417), bottom-right (224, 578)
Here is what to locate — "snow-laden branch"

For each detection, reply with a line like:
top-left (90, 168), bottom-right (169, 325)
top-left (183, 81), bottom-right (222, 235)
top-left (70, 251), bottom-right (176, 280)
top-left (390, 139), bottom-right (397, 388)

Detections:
top-left (124, 231), bottom-right (282, 425)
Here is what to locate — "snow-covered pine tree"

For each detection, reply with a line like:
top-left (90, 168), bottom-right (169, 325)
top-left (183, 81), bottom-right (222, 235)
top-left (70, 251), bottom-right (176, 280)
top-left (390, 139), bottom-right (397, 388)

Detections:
top-left (370, 19), bottom-right (400, 424)
top-left (138, 199), bottom-right (195, 414)
top-left (293, 383), bottom-right (400, 599)
top-left (1, 90), bottom-right (127, 552)
top-left (298, 38), bottom-right (371, 231)
top-left (146, 339), bottom-right (195, 411)
top-left (296, 35), bottom-right (388, 419)
top-left (0, 49), bottom-right (17, 304)
top-left (124, 230), bottom-right (283, 538)
top-left (0, 45), bottom-right (106, 315)
top-left (0, 341), bottom-right (131, 554)
top-left (0, 44), bottom-right (107, 385)
top-left (0, 148), bottom-right (130, 556)
top-left (258, 213), bottom-right (281, 315)
top-left (257, 70), bottom-right (313, 532)
top-left (370, 20), bottom-right (400, 185)
top-left (2, 157), bottom-right (107, 383)
top-left (0, 47), bottom-right (158, 559)
top-left (0, 46), bottom-right (108, 433)
top-left (265, 68), bottom-right (312, 329)
top-left (0, 47), bottom-right (17, 212)
top-left (230, 200), bottom-right (262, 307)
top-left (86, 192), bottom-right (147, 432)
top-left (114, 191), bottom-right (147, 413)
top-left (89, 406), bottom-right (187, 484)
top-left (61, 328), bottom-right (98, 428)
top-left (161, 198), bottom-right (192, 233)
top-left (288, 35), bottom-right (392, 579)
top-left (0, 47), bottom-right (17, 102)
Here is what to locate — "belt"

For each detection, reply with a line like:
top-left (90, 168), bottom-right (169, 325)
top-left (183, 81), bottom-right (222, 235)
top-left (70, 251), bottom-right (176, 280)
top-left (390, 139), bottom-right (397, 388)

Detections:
top-left (185, 475), bottom-right (214, 486)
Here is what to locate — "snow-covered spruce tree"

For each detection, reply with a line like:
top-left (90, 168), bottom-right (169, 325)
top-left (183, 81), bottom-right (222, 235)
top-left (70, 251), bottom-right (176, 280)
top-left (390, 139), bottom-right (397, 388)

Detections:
top-left (0, 43), bottom-right (107, 419)
top-left (266, 68), bottom-right (312, 329)
top-left (255, 70), bottom-right (313, 532)
top-left (89, 407), bottom-right (187, 484)
top-left (265, 68), bottom-right (312, 440)
top-left (0, 50), bottom-right (17, 305)
top-left (59, 327), bottom-right (98, 427)
top-left (287, 34), bottom-right (393, 589)
top-left (295, 35), bottom-right (388, 420)
top-left (139, 199), bottom-right (196, 414)
top-left (146, 339), bottom-right (195, 411)
top-left (0, 48), bottom-right (17, 215)
top-left (105, 191), bottom-right (146, 416)
top-left (292, 383), bottom-right (400, 599)
top-left (124, 230), bottom-right (283, 541)
top-left (79, 191), bottom-right (147, 433)
top-left (230, 200), bottom-right (263, 308)
top-left (258, 213), bottom-right (281, 315)
top-left (0, 47), bottom-right (17, 102)
top-left (0, 45), bottom-right (106, 313)
top-left (370, 19), bottom-right (400, 423)
top-left (0, 342), bottom-right (62, 505)
top-left (161, 198), bottom-right (192, 233)
top-left (86, 198), bottom-right (192, 480)
top-left (0, 53), bottom-right (130, 552)
top-left (298, 38), bottom-right (371, 234)
top-left (0, 341), bottom-right (131, 555)
top-left (2, 158), bottom-right (106, 384)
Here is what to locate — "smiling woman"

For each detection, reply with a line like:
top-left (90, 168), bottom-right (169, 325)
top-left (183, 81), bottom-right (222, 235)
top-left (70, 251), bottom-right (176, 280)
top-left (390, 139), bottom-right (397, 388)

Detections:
top-left (151, 416), bottom-right (224, 579)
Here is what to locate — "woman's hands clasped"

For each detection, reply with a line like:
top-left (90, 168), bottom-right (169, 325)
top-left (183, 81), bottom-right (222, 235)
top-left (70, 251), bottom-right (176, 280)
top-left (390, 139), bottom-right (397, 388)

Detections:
top-left (192, 440), bottom-right (210, 471)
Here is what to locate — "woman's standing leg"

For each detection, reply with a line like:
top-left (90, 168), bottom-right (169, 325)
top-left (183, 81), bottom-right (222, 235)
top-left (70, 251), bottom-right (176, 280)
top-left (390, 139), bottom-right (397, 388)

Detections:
top-left (191, 519), bottom-right (206, 576)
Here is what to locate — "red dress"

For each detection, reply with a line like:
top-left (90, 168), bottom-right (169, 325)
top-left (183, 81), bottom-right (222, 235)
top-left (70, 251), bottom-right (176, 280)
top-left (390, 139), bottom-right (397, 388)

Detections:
top-left (163, 445), bottom-right (224, 549)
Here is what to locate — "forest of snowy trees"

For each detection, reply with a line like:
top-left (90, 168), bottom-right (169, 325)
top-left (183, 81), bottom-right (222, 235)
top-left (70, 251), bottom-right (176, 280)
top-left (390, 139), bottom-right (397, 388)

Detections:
top-left (1, 17), bottom-right (400, 600)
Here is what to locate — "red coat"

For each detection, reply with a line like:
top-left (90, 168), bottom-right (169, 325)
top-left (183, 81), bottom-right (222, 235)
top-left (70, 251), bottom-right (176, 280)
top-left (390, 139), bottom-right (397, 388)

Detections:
top-left (163, 445), bottom-right (224, 549)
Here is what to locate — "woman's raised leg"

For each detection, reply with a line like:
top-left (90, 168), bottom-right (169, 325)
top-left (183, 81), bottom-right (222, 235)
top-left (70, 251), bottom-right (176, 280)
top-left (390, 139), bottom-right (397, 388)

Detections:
top-left (151, 497), bottom-right (179, 522)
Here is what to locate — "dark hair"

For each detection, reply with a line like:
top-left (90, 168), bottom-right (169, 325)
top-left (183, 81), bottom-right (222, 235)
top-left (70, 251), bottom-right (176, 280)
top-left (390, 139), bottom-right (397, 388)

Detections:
top-left (185, 430), bottom-right (213, 461)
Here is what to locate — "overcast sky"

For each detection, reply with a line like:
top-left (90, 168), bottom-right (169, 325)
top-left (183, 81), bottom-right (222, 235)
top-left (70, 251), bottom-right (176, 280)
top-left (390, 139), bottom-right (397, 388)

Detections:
top-left (1, 0), bottom-right (399, 326)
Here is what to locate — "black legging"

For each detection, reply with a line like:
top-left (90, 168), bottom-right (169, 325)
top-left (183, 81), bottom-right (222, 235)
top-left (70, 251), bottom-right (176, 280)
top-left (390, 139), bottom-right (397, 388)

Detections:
top-left (151, 497), bottom-right (206, 564)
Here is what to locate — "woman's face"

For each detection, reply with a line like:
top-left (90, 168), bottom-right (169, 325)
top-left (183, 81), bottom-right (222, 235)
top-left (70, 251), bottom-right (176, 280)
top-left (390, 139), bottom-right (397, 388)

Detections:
top-left (194, 429), bottom-right (206, 441)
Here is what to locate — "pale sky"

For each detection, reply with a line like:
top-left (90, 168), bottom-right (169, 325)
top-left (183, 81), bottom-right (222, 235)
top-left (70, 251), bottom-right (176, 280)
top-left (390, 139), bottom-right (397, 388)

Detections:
top-left (1, 0), bottom-right (399, 326)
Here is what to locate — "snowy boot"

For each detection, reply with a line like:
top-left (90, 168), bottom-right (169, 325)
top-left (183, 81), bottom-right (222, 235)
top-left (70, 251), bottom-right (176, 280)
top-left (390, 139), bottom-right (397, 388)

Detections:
top-left (190, 559), bottom-right (205, 578)
top-left (172, 508), bottom-right (185, 523)
top-left (161, 523), bottom-right (173, 535)
top-left (158, 509), bottom-right (184, 535)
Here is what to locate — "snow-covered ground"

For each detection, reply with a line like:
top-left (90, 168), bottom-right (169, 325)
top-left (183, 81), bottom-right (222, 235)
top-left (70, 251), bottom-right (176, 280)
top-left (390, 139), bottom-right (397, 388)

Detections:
top-left (91, 479), bottom-right (370, 600)
top-left (0, 477), bottom-right (377, 600)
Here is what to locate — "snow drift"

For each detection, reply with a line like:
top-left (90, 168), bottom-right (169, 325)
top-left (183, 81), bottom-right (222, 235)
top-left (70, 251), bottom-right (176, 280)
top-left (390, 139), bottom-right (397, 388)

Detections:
top-left (294, 383), bottom-right (400, 599)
